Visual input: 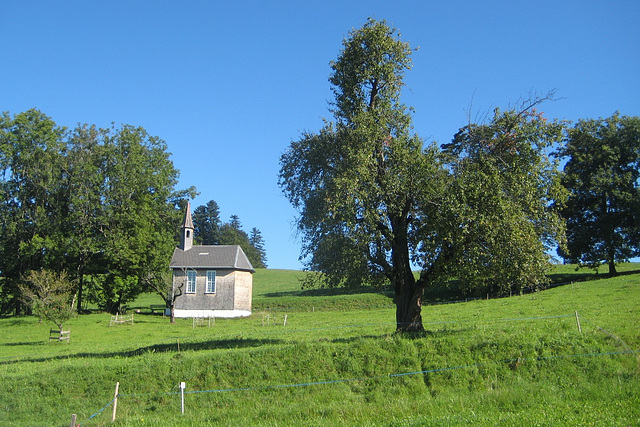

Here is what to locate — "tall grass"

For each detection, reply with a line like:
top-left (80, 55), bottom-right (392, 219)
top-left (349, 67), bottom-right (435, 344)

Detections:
top-left (0, 265), bottom-right (638, 426)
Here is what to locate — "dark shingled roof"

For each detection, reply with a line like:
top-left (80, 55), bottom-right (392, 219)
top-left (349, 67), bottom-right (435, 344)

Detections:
top-left (170, 245), bottom-right (255, 272)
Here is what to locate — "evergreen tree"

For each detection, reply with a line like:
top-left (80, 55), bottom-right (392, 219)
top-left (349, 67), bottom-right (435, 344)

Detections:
top-left (192, 200), bottom-right (222, 245)
top-left (229, 214), bottom-right (242, 230)
top-left (250, 227), bottom-right (268, 268)
top-left (219, 216), bottom-right (266, 268)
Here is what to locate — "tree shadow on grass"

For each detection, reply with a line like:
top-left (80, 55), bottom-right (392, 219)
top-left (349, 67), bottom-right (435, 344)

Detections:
top-left (0, 337), bottom-right (284, 366)
top-left (547, 271), bottom-right (600, 284)
top-left (548, 268), bottom-right (640, 286)
top-left (0, 318), bottom-right (41, 326)
top-left (2, 341), bottom-right (46, 346)
top-left (113, 337), bottom-right (284, 356)
top-left (328, 326), bottom-right (475, 345)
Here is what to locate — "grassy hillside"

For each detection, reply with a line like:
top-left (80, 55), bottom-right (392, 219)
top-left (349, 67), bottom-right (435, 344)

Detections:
top-left (0, 265), bottom-right (638, 426)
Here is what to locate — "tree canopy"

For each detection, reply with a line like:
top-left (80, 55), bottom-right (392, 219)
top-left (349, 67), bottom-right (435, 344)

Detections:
top-left (192, 200), bottom-right (222, 245)
top-left (559, 113), bottom-right (640, 274)
top-left (0, 109), bottom-right (194, 315)
top-left (279, 19), bottom-right (567, 331)
top-left (441, 102), bottom-right (567, 295)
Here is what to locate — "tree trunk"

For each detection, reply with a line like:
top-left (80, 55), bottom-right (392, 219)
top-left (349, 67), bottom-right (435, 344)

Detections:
top-left (395, 280), bottom-right (425, 332)
top-left (169, 301), bottom-right (176, 323)
top-left (604, 197), bottom-right (618, 277)
top-left (76, 270), bottom-right (84, 314)
top-left (390, 219), bottom-right (424, 332)
top-left (607, 243), bottom-right (617, 276)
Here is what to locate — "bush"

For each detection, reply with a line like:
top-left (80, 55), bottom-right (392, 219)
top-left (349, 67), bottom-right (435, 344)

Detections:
top-left (18, 269), bottom-right (75, 330)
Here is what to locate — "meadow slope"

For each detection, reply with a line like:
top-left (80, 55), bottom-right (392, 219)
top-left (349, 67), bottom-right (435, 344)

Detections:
top-left (0, 266), bottom-right (638, 426)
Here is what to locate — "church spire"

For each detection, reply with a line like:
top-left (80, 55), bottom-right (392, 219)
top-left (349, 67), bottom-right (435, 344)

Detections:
top-left (180, 201), bottom-right (194, 251)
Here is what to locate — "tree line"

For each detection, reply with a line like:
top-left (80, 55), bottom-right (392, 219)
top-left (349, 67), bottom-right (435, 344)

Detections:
top-left (278, 18), bottom-right (640, 331)
top-left (191, 199), bottom-right (267, 269)
top-left (0, 110), bottom-right (265, 317)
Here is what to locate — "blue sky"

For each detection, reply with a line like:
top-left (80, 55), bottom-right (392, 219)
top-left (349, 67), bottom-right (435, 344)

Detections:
top-left (2, 1), bottom-right (639, 269)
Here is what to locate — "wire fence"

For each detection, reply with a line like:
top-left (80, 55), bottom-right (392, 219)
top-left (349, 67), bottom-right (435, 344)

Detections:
top-left (74, 313), bottom-right (638, 425)
top-left (78, 348), bottom-right (636, 425)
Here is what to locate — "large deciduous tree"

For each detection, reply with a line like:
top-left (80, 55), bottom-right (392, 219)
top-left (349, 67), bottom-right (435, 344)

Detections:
top-left (63, 124), bottom-right (108, 312)
top-left (0, 110), bottom-right (68, 314)
top-left (279, 19), bottom-right (566, 332)
top-left (280, 19), bottom-right (447, 331)
top-left (90, 125), bottom-right (189, 313)
top-left (559, 113), bottom-right (640, 275)
top-left (0, 109), bottom-right (193, 315)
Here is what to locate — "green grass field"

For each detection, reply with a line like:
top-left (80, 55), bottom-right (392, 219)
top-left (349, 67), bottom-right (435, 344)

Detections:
top-left (0, 265), bottom-right (638, 426)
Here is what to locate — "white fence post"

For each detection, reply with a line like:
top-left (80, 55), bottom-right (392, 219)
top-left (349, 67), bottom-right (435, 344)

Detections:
top-left (180, 382), bottom-right (186, 415)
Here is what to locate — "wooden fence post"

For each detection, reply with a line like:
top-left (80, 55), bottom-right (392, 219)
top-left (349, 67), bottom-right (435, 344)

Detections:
top-left (112, 382), bottom-right (119, 422)
top-left (69, 413), bottom-right (76, 427)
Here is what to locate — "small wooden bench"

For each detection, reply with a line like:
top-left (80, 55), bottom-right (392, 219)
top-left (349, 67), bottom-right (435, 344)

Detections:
top-left (150, 304), bottom-right (167, 315)
top-left (110, 313), bottom-right (134, 326)
top-left (49, 329), bottom-right (70, 342)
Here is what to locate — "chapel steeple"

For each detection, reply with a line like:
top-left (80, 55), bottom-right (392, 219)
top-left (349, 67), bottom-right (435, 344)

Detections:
top-left (180, 201), bottom-right (194, 251)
